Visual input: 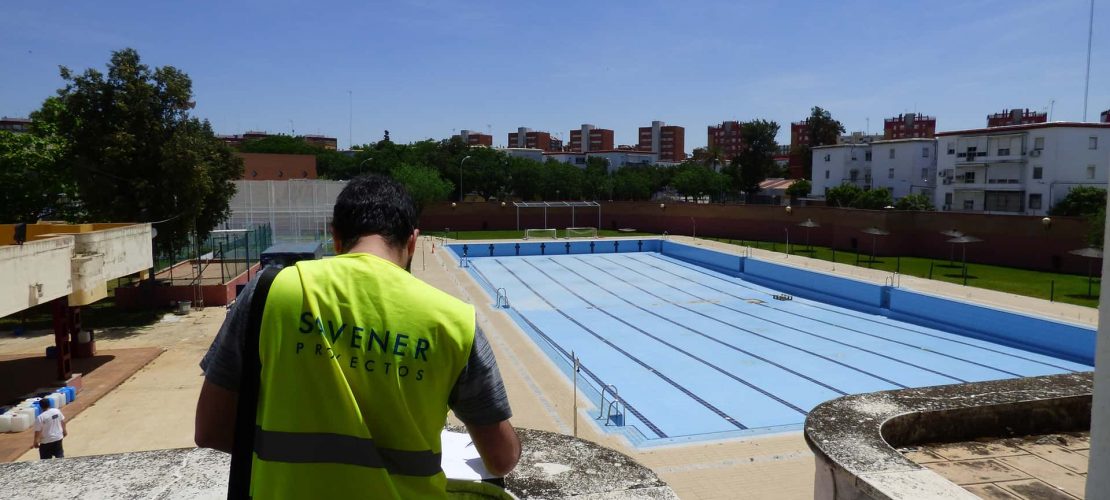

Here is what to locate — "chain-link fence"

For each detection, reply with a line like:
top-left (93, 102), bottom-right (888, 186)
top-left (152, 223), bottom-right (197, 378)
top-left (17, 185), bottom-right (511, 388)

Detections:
top-left (154, 224), bottom-right (273, 286)
top-left (225, 180), bottom-right (345, 247)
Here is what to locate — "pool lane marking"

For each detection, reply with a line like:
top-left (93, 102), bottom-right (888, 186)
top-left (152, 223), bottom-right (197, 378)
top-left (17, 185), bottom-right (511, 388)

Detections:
top-left (545, 257), bottom-right (852, 397)
top-left (596, 255), bottom-right (976, 383)
top-left (471, 260), bottom-right (667, 438)
top-left (571, 257), bottom-right (916, 388)
top-left (492, 258), bottom-right (755, 428)
top-left (637, 253), bottom-right (1069, 374)
top-left (518, 257), bottom-right (808, 418)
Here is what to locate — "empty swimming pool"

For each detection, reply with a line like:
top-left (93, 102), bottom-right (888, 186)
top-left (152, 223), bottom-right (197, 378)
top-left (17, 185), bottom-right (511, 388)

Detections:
top-left (453, 240), bottom-right (1094, 446)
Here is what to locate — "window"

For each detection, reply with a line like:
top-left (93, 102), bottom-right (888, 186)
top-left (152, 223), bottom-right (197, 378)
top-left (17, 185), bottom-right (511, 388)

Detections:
top-left (998, 148), bottom-right (1010, 156)
top-left (921, 168), bottom-right (928, 180)
top-left (825, 170), bottom-right (830, 179)
top-left (965, 172), bottom-right (976, 183)
top-left (1091, 137), bottom-right (1099, 150)
top-left (850, 170), bottom-right (859, 181)
top-left (1029, 194), bottom-right (1042, 210)
top-left (922, 147), bottom-right (930, 158)
top-left (963, 200), bottom-right (974, 210)
top-left (1087, 165), bottom-right (1096, 179)
top-left (889, 148), bottom-right (895, 159)
top-left (1034, 137), bottom-right (1044, 150)
top-left (824, 154), bottom-right (831, 162)
top-left (888, 168), bottom-right (894, 179)
top-left (865, 151), bottom-right (872, 161)
top-left (945, 193), bottom-right (953, 205)
top-left (1033, 166), bottom-right (1043, 179)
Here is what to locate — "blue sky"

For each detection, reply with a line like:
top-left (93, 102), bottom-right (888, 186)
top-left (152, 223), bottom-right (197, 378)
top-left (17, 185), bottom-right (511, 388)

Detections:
top-left (2, 0), bottom-right (1107, 150)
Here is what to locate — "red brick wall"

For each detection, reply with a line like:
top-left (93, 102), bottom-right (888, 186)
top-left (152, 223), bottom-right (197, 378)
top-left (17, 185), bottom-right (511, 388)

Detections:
top-left (420, 202), bottom-right (1092, 273)
top-left (236, 153), bottom-right (317, 180)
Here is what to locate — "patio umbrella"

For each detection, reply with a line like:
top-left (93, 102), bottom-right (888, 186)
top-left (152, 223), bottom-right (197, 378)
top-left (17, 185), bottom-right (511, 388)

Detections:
top-left (861, 227), bottom-right (890, 268)
top-left (797, 219), bottom-right (820, 251)
top-left (940, 229), bottom-right (964, 265)
top-left (1068, 247), bottom-right (1104, 298)
top-left (946, 235), bottom-right (982, 284)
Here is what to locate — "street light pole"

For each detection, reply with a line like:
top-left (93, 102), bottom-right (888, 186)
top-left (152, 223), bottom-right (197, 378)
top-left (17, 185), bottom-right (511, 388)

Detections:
top-left (459, 156), bottom-right (472, 202)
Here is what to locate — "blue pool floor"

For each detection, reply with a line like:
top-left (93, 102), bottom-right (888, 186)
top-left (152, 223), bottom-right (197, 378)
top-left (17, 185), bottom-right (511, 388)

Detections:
top-left (468, 252), bottom-right (1092, 444)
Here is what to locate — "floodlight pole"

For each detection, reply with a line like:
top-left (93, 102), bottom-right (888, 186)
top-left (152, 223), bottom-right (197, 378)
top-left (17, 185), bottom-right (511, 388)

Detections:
top-left (459, 156), bottom-right (471, 202)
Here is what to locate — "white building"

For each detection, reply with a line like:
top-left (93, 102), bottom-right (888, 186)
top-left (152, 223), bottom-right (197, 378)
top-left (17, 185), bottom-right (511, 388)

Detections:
top-left (543, 150), bottom-right (659, 173)
top-left (501, 148), bottom-right (545, 162)
top-left (810, 144), bottom-right (872, 198)
top-left (870, 139), bottom-right (936, 200)
top-left (935, 122), bottom-right (1110, 215)
top-left (838, 131), bottom-right (883, 144)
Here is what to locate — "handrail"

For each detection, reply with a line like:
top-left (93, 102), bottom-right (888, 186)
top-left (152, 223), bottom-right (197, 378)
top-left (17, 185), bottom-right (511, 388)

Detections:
top-left (495, 288), bottom-right (510, 308)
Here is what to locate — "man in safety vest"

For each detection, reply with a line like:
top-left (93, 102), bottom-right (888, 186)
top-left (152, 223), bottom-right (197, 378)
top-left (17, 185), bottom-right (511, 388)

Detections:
top-left (195, 174), bottom-right (520, 498)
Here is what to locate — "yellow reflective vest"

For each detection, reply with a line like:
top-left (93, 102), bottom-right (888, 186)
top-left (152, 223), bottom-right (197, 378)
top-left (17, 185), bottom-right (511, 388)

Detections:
top-left (251, 253), bottom-right (476, 499)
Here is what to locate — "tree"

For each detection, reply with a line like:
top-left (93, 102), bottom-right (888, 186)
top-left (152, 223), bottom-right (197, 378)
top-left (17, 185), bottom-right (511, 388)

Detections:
top-left (0, 131), bottom-right (74, 223)
top-left (34, 48), bottom-right (243, 250)
top-left (672, 164), bottom-right (728, 202)
top-left (799, 106), bottom-right (845, 179)
top-left (894, 193), bottom-right (934, 211)
top-left (612, 167), bottom-right (653, 200)
top-left (737, 120), bottom-right (780, 199)
top-left (853, 188), bottom-right (893, 210)
top-left (785, 179), bottom-right (811, 199)
top-left (825, 184), bottom-right (863, 208)
top-left (1049, 186), bottom-right (1106, 216)
top-left (390, 163), bottom-right (453, 210)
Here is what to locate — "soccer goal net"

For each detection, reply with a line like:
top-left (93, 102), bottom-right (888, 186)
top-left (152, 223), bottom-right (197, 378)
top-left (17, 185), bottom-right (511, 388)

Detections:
top-left (565, 227), bottom-right (599, 239)
top-left (523, 228), bottom-right (558, 240)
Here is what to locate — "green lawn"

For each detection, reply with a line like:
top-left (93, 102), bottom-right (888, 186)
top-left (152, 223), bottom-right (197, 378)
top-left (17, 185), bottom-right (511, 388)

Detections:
top-left (708, 238), bottom-right (1100, 308)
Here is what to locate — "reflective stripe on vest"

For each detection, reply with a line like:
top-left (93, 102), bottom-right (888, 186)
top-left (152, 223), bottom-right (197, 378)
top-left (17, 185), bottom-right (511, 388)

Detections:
top-left (254, 426), bottom-right (442, 476)
top-left (251, 253), bottom-right (476, 499)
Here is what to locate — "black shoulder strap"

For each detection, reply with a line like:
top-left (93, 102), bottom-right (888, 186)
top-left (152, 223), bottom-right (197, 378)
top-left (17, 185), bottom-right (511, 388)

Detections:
top-left (228, 266), bottom-right (281, 500)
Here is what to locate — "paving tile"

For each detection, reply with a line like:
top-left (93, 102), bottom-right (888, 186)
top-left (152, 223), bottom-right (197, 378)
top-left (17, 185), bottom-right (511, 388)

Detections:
top-left (1014, 443), bottom-right (1088, 474)
top-left (901, 447), bottom-right (947, 464)
top-left (963, 483), bottom-right (1022, 499)
top-left (922, 459), bottom-right (1030, 485)
top-left (1059, 433), bottom-right (1090, 451)
top-left (998, 455), bottom-right (1086, 498)
top-left (924, 440), bottom-right (1027, 461)
top-left (1073, 449), bottom-right (1089, 458)
top-left (996, 479), bottom-right (1079, 500)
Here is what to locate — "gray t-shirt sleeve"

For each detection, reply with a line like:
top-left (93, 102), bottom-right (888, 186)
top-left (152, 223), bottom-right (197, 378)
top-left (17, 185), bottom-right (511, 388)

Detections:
top-left (448, 325), bottom-right (513, 426)
top-left (199, 274), bottom-right (261, 391)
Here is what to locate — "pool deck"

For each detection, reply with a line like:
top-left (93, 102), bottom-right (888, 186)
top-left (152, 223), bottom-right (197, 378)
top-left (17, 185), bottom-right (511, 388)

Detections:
top-left (420, 235), bottom-right (1096, 499)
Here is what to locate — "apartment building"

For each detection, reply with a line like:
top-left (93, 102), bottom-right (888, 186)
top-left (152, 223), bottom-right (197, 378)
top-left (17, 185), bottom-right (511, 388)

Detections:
top-left (508, 127), bottom-right (562, 152)
top-left (638, 121), bottom-right (685, 162)
top-left (544, 150), bottom-right (658, 173)
top-left (838, 131), bottom-right (883, 144)
top-left (987, 108), bottom-right (1047, 128)
top-left (456, 129), bottom-right (493, 147)
top-left (869, 139), bottom-right (937, 199)
top-left (809, 144), bottom-right (873, 198)
top-left (883, 113), bottom-right (936, 139)
top-left (708, 121), bottom-right (744, 160)
top-left (1101, 109), bottom-right (1109, 123)
top-left (0, 117), bottom-right (31, 134)
top-left (935, 122), bottom-right (1110, 215)
top-left (567, 124), bottom-right (614, 153)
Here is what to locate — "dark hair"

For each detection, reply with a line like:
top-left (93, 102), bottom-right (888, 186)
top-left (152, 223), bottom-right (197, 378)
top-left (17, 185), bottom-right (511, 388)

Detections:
top-left (332, 174), bottom-right (417, 251)
top-left (38, 398), bottom-right (51, 410)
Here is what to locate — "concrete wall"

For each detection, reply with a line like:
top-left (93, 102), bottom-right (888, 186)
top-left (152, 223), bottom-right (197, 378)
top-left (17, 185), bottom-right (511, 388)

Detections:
top-left (421, 202), bottom-right (1093, 273)
top-left (0, 236), bottom-right (74, 318)
top-left (68, 224), bottom-right (154, 305)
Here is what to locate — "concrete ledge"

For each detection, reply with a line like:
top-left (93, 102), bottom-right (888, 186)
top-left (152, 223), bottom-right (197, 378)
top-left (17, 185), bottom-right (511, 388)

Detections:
top-left (804, 372), bottom-right (1093, 499)
top-left (0, 428), bottom-right (676, 499)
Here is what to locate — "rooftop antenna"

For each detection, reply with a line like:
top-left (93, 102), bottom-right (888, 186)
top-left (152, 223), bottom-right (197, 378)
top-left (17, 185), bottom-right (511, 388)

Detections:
top-left (1082, 0), bottom-right (1094, 121)
top-left (1049, 98), bottom-right (1056, 121)
top-left (866, 117), bottom-right (870, 135)
top-left (347, 90), bottom-right (353, 149)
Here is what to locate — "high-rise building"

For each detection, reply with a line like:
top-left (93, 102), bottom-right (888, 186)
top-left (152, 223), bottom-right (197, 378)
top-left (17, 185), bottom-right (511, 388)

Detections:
top-left (883, 113), bottom-right (936, 139)
top-left (507, 127), bottom-right (561, 152)
top-left (456, 129), bottom-right (493, 147)
top-left (987, 108), bottom-right (1047, 128)
top-left (637, 121), bottom-right (685, 162)
top-left (568, 124), bottom-right (614, 153)
top-left (1102, 109), bottom-right (1110, 123)
top-left (708, 121), bottom-right (744, 160)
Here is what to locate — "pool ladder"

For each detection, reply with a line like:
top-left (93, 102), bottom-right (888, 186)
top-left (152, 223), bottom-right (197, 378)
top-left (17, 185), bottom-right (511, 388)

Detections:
top-left (597, 384), bottom-right (625, 426)
top-left (495, 288), bottom-right (510, 308)
top-left (460, 254), bottom-right (470, 268)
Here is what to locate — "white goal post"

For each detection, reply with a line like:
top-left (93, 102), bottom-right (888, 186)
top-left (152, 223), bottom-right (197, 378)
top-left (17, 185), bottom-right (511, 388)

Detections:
top-left (565, 227), bottom-right (599, 239)
top-left (523, 228), bottom-right (558, 240)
